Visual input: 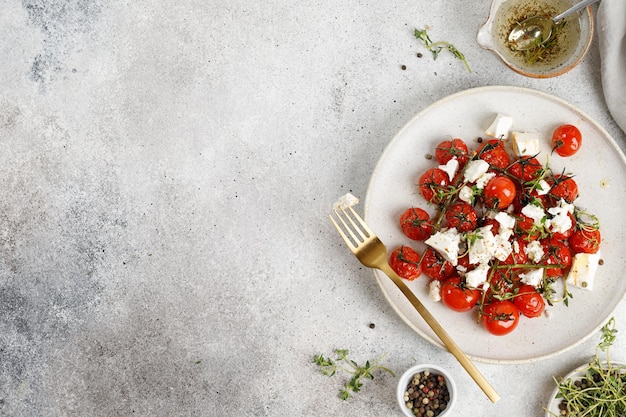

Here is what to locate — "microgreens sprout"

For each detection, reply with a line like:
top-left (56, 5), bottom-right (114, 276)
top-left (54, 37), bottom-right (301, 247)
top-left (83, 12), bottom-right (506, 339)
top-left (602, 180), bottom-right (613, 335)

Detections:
top-left (546, 318), bottom-right (626, 417)
top-left (313, 349), bottom-right (395, 400)
top-left (414, 28), bottom-right (471, 72)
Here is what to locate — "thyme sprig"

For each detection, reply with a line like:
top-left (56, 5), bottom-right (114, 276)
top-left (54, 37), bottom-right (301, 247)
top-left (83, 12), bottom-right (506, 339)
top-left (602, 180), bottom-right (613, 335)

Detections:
top-left (313, 349), bottom-right (395, 400)
top-left (414, 28), bottom-right (471, 72)
top-left (547, 318), bottom-right (626, 416)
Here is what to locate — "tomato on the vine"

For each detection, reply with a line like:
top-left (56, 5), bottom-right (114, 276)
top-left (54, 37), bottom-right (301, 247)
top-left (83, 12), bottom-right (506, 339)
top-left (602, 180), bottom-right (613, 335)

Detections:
top-left (421, 248), bottom-right (455, 281)
top-left (435, 138), bottom-right (470, 167)
top-left (399, 207), bottom-right (434, 241)
top-left (552, 124), bottom-right (582, 157)
top-left (389, 246), bottom-right (422, 281)
top-left (549, 175), bottom-right (578, 203)
top-left (477, 139), bottom-right (510, 169)
top-left (513, 284), bottom-right (545, 318)
top-left (483, 176), bottom-right (517, 210)
top-left (445, 202), bottom-right (478, 232)
top-left (569, 227), bottom-right (601, 254)
top-left (440, 276), bottom-right (480, 312)
top-left (481, 300), bottom-right (520, 336)
top-left (418, 168), bottom-right (451, 204)
top-left (508, 156), bottom-right (543, 181)
top-left (540, 239), bottom-right (572, 277)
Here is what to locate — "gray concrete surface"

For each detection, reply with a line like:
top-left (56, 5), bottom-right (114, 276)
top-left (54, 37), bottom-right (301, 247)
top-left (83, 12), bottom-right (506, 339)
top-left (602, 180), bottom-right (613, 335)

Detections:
top-left (1, 1), bottom-right (625, 416)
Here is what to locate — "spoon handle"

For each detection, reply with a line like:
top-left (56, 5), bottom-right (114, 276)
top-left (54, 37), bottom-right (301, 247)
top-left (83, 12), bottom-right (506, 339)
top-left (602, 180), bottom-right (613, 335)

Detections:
top-left (553, 0), bottom-right (600, 22)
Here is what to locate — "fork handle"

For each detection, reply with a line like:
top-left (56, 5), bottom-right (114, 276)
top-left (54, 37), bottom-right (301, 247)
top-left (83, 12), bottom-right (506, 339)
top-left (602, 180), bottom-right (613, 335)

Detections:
top-left (379, 263), bottom-right (500, 403)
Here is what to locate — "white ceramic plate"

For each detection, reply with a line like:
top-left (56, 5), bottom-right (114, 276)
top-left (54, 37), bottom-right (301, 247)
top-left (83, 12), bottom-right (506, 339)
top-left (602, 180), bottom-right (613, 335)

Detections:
top-left (544, 361), bottom-right (626, 416)
top-left (364, 86), bottom-right (626, 364)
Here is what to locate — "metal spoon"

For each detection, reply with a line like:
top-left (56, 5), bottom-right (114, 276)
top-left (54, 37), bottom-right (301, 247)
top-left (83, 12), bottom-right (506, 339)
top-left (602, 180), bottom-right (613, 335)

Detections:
top-left (508, 0), bottom-right (599, 51)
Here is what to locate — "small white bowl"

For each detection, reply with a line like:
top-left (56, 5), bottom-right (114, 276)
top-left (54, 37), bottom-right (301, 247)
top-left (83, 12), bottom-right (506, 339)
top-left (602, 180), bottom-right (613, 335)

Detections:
top-left (476, 0), bottom-right (594, 78)
top-left (396, 364), bottom-right (457, 417)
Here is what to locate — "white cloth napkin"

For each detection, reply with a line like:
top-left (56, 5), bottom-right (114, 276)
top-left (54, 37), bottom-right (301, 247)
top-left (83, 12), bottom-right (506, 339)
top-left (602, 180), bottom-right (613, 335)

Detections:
top-left (597, 1), bottom-right (626, 134)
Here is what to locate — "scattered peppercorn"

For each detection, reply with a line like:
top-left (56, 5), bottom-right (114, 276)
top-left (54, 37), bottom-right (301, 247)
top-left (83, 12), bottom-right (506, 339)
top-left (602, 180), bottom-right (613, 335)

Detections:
top-left (401, 65), bottom-right (407, 70)
top-left (417, 52), bottom-right (423, 58)
top-left (403, 370), bottom-right (450, 417)
top-left (369, 323), bottom-right (376, 329)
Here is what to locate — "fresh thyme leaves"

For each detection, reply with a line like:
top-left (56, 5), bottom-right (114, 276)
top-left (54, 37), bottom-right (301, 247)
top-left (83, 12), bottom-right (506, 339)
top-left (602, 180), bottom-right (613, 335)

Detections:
top-left (313, 349), bottom-right (395, 400)
top-left (547, 318), bottom-right (626, 417)
top-left (414, 28), bottom-right (471, 72)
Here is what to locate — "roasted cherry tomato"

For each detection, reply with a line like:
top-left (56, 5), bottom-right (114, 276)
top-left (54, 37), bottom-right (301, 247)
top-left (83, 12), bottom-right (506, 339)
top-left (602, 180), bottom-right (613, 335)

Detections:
top-left (418, 168), bottom-right (451, 205)
top-left (513, 284), bottom-right (546, 318)
top-left (389, 246), bottom-right (422, 281)
top-left (540, 239), bottom-right (572, 277)
top-left (569, 227), bottom-right (601, 254)
top-left (481, 300), bottom-right (520, 336)
top-left (477, 139), bottom-right (510, 169)
top-left (552, 124), bottom-right (582, 157)
top-left (445, 202), bottom-right (478, 232)
top-left (435, 138), bottom-right (470, 167)
top-left (549, 175), bottom-right (578, 203)
top-left (421, 248), bottom-right (455, 281)
top-left (440, 276), bottom-right (480, 312)
top-left (399, 207), bottom-right (434, 241)
top-left (508, 156), bottom-right (543, 181)
top-left (483, 176), bottom-right (516, 210)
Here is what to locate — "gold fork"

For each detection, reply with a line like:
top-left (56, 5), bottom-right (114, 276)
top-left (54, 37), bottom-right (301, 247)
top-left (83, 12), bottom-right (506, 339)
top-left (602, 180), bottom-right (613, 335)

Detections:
top-left (330, 205), bottom-right (500, 403)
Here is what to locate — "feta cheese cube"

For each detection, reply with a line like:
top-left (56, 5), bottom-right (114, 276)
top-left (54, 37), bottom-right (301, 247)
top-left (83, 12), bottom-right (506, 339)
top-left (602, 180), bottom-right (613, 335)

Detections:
top-left (475, 172), bottom-right (496, 190)
top-left (429, 280), bottom-right (441, 302)
top-left (521, 203), bottom-right (546, 227)
top-left (535, 179), bottom-right (551, 196)
top-left (458, 185), bottom-right (474, 204)
top-left (512, 131), bottom-right (540, 156)
top-left (333, 193), bottom-right (359, 210)
top-left (485, 113), bottom-right (513, 139)
top-left (425, 228), bottom-right (461, 266)
top-left (494, 211), bottom-right (516, 239)
top-left (519, 268), bottom-right (544, 287)
top-left (463, 160), bottom-right (490, 183)
top-left (566, 251), bottom-right (602, 291)
top-left (438, 158), bottom-right (460, 182)
top-left (468, 225), bottom-right (496, 265)
top-left (465, 263), bottom-right (490, 289)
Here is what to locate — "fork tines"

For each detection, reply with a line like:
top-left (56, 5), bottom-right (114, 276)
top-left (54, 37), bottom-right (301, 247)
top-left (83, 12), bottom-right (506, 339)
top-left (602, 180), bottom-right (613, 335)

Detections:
top-left (329, 205), bottom-right (373, 250)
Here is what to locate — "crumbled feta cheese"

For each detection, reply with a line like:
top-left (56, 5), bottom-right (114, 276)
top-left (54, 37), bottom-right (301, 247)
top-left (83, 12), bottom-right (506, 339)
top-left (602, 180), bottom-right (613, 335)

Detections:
top-left (519, 268), bottom-right (544, 287)
top-left (494, 212), bottom-right (516, 239)
top-left (463, 160), bottom-right (490, 183)
top-left (525, 240), bottom-right (545, 263)
top-left (425, 228), bottom-right (461, 266)
top-left (438, 158), bottom-right (459, 182)
top-left (535, 179), bottom-right (551, 196)
top-left (546, 199), bottom-right (574, 234)
top-left (475, 172), bottom-right (496, 190)
top-left (429, 280), bottom-right (442, 302)
top-left (512, 131), bottom-right (540, 156)
top-left (465, 263), bottom-right (490, 289)
top-left (566, 251), bottom-right (602, 291)
top-left (521, 203), bottom-right (546, 226)
top-left (458, 185), bottom-right (474, 203)
top-left (485, 114), bottom-right (513, 139)
top-left (492, 234), bottom-right (513, 261)
top-left (333, 193), bottom-right (359, 211)
top-left (467, 225), bottom-right (496, 265)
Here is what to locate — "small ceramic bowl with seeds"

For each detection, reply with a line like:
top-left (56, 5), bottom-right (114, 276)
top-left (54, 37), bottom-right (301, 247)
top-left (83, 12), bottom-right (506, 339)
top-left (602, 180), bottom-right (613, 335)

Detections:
top-left (396, 364), bottom-right (456, 417)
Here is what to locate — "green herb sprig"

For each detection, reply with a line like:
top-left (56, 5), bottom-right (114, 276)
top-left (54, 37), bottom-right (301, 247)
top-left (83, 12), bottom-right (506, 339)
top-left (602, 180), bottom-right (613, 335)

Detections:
top-left (414, 28), bottom-right (471, 72)
top-left (313, 349), bottom-right (395, 400)
top-left (547, 318), bottom-right (626, 416)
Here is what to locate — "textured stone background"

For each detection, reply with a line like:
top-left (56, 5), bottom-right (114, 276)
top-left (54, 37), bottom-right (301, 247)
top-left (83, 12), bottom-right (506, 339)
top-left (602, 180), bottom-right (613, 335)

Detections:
top-left (1, 1), bottom-right (625, 416)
